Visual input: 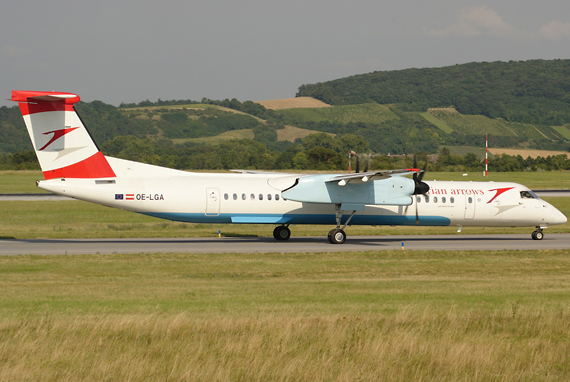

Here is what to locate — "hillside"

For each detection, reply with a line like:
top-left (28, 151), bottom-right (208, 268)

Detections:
top-left (256, 97), bottom-right (330, 110)
top-left (297, 59), bottom-right (570, 126)
top-left (2, 59), bottom-right (570, 170)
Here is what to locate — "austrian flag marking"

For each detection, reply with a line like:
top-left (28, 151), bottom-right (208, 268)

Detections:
top-left (125, 194), bottom-right (135, 200)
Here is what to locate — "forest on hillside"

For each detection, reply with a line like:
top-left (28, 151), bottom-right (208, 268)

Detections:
top-left (297, 59), bottom-right (570, 125)
top-left (2, 60), bottom-right (570, 170)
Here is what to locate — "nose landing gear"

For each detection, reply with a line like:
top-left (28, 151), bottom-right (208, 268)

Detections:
top-left (531, 227), bottom-right (544, 240)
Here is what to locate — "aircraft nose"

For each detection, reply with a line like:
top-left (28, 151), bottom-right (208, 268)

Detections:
top-left (548, 206), bottom-right (567, 225)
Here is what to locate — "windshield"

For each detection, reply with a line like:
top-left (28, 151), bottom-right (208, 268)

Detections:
top-left (520, 190), bottom-right (539, 199)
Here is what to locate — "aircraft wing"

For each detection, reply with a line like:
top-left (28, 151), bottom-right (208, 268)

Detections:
top-left (230, 169), bottom-right (298, 175)
top-left (276, 168), bottom-right (420, 207)
top-left (326, 168), bottom-right (420, 185)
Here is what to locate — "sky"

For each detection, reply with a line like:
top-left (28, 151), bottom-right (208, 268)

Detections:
top-left (1, 0), bottom-right (570, 107)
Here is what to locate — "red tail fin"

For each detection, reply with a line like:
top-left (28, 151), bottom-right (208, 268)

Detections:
top-left (12, 90), bottom-right (116, 179)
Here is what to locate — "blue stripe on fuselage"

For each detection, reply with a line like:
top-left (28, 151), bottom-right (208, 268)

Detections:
top-left (140, 212), bottom-right (451, 226)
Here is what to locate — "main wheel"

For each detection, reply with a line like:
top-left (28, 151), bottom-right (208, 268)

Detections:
top-left (327, 228), bottom-right (346, 244)
top-left (273, 226), bottom-right (291, 241)
top-left (532, 230), bottom-right (543, 240)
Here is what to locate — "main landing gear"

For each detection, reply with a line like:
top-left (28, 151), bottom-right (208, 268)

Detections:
top-left (531, 227), bottom-right (544, 240)
top-left (273, 205), bottom-right (358, 244)
top-left (273, 225), bottom-right (291, 241)
top-left (328, 204), bottom-right (357, 244)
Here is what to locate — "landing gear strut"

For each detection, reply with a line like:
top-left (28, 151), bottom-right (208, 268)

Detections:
top-left (531, 227), bottom-right (544, 240)
top-left (328, 205), bottom-right (357, 244)
top-left (273, 225), bottom-right (291, 241)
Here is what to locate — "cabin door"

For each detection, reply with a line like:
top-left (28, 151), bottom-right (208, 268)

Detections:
top-left (206, 188), bottom-right (220, 216)
top-left (464, 195), bottom-right (476, 219)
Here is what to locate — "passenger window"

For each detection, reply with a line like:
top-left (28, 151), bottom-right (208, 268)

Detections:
top-left (259, 194), bottom-right (263, 200)
top-left (450, 197), bottom-right (455, 203)
top-left (224, 193), bottom-right (228, 200)
top-left (442, 197), bottom-right (446, 203)
top-left (242, 194), bottom-right (246, 200)
top-left (417, 196), bottom-right (421, 203)
top-left (275, 194), bottom-right (280, 201)
top-left (468, 197), bottom-right (473, 204)
top-left (268, 194), bottom-right (272, 201)
top-left (250, 194), bottom-right (255, 201)
top-left (233, 193), bottom-right (237, 200)
top-left (433, 196), bottom-right (438, 203)
top-left (424, 196), bottom-right (429, 203)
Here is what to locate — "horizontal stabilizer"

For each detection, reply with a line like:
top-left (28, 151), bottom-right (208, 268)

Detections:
top-left (11, 90), bottom-right (80, 104)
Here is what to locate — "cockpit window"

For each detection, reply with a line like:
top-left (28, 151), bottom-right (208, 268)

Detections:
top-left (520, 190), bottom-right (539, 199)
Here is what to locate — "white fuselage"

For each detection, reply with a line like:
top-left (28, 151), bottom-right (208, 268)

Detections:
top-left (36, 157), bottom-right (566, 230)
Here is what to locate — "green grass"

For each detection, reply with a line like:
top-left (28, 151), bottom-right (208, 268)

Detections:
top-left (0, 170), bottom-right (48, 193)
top-left (552, 124), bottom-right (570, 139)
top-left (420, 112), bottom-right (453, 133)
top-left (426, 170), bottom-right (570, 189)
top-left (1, 249), bottom-right (570, 380)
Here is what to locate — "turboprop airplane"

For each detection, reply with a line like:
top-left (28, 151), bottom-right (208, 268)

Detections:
top-left (11, 90), bottom-right (567, 243)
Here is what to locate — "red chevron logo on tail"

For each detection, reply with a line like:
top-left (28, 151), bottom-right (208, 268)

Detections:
top-left (39, 127), bottom-right (79, 151)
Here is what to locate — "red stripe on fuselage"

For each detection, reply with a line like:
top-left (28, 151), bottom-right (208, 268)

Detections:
top-left (43, 151), bottom-right (116, 180)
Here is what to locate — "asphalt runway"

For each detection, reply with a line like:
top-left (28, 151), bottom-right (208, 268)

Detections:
top-left (2, 233), bottom-right (570, 255)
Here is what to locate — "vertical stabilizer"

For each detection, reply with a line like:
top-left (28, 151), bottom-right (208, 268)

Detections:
top-left (11, 90), bottom-right (116, 179)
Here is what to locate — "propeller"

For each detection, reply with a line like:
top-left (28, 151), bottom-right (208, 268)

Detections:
top-left (411, 155), bottom-right (430, 224)
top-left (355, 155), bottom-right (360, 173)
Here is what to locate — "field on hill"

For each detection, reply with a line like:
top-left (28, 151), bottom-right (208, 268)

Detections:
top-left (426, 108), bottom-right (566, 140)
top-left (489, 148), bottom-right (570, 158)
top-left (1, 249), bottom-right (570, 380)
top-left (275, 103), bottom-right (398, 125)
top-left (442, 146), bottom-right (570, 160)
top-left (256, 96), bottom-right (330, 110)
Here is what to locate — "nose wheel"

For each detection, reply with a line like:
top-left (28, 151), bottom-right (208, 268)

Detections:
top-left (531, 228), bottom-right (544, 240)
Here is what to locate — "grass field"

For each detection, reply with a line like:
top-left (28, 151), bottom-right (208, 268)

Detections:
top-left (2, 171), bottom-right (570, 380)
top-left (1, 249), bottom-right (570, 380)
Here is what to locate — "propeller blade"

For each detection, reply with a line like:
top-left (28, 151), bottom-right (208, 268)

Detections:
top-left (417, 160), bottom-right (428, 183)
top-left (412, 156), bottom-right (430, 195)
top-left (415, 196), bottom-right (420, 225)
top-left (355, 155), bottom-right (360, 173)
top-left (363, 162), bottom-right (369, 173)
top-left (412, 155), bottom-right (418, 182)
